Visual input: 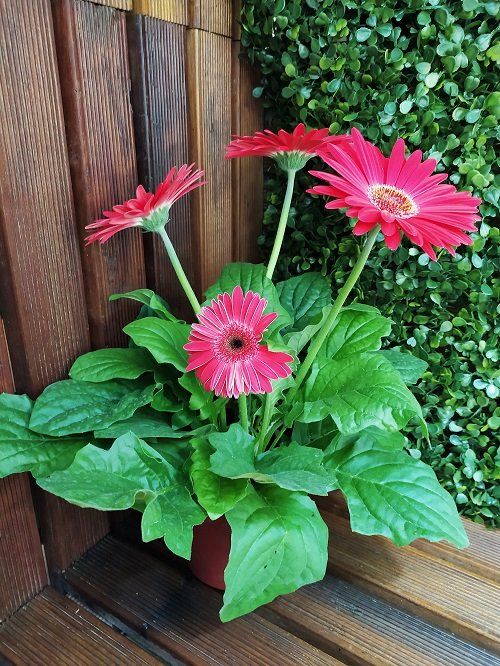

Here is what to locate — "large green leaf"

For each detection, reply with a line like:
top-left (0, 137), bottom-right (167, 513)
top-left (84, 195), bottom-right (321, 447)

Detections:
top-left (110, 289), bottom-right (175, 321)
top-left (299, 353), bottom-right (423, 434)
top-left (284, 305), bottom-right (330, 353)
top-left (124, 318), bottom-right (189, 371)
top-left (209, 425), bottom-right (335, 495)
top-left (326, 429), bottom-right (469, 548)
top-left (141, 486), bottom-right (205, 559)
top-left (221, 485), bottom-right (328, 622)
top-left (317, 304), bottom-right (392, 361)
top-left (189, 437), bottom-right (249, 519)
top-left (93, 409), bottom-right (193, 439)
top-left (380, 349), bottom-right (428, 385)
top-left (70, 348), bottom-right (156, 382)
top-left (178, 373), bottom-right (223, 422)
top-left (204, 263), bottom-right (291, 336)
top-left (30, 380), bottom-right (155, 436)
top-left (38, 433), bottom-right (172, 510)
top-left (0, 394), bottom-right (88, 479)
top-left (276, 272), bottom-right (331, 333)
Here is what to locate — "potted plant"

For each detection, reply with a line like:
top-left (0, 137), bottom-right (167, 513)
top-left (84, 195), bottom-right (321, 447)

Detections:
top-left (0, 125), bottom-right (480, 622)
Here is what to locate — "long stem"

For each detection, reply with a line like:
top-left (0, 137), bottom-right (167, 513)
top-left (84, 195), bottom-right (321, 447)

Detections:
top-left (266, 169), bottom-right (296, 280)
top-left (157, 226), bottom-right (201, 314)
top-left (238, 395), bottom-right (249, 431)
top-left (289, 225), bottom-right (380, 400)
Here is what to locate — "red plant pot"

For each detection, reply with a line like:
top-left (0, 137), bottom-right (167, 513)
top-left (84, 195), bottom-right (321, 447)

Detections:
top-left (190, 516), bottom-right (231, 590)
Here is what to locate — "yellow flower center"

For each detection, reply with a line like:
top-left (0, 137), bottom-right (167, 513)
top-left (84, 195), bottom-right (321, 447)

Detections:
top-left (368, 184), bottom-right (418, 218)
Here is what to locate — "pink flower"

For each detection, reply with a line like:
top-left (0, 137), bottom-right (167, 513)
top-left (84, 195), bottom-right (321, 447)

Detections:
top-left (226, 123), bottom-right (351, 171)
top-left (184, 286), bottom-right (293, 399)
top-left (85, 164), bottom-right (205, 245)
top-left (309, 128), bottom-right (481, 260)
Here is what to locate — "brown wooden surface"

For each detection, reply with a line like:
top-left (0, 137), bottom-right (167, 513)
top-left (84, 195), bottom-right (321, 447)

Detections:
top-left (133, 0), bottom-right (189, 23)
top-left (0, 587), bottom-right (158, 665)
top-left (190, 0), bottom-right (232, 36)
top-left (231, 42), bottom-right (263, 262)
top-left (66, 536), bottom-right (339, 665)
top-left (53, 0), bottom-right (145, 348)
top-left (186, 28), bottom-right (233, 294)
top-left (87, 0), bottom-right (132, 9)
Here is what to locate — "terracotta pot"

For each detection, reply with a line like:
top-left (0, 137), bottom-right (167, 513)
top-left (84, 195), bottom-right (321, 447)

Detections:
top-left (190, 517), bottom-right (231, 590)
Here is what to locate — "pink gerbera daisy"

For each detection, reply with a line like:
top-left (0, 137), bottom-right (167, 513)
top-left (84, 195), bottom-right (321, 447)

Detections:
top-left (309, 128), bottom-right (481, 260)
top-left (85, 164), bottom-right (205, 245)
top-left (226, 123), bottom-right (351, 172)
top-left (184, 286), bottom-right (293, 399)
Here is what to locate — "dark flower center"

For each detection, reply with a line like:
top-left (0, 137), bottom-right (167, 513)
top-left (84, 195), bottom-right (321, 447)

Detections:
top-left (228, 336), bottom-right (245, 350)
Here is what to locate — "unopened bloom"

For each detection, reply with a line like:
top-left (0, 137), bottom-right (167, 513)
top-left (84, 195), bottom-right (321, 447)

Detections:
top-left (184, 286), bottom-right (293, 399)
top-left (85, 164), bottom-right (205, 245)
top-left (309, 128), bottom-right (481, 260)
top-left (226, 123), bottom-right (350, 172)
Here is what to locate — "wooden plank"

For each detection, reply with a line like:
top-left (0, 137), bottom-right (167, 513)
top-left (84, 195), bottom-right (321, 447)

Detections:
top-left (133, 0), bottom-right (188, 24)
top-left (83, 0), bottom-right (132, 10)
top-left (127, 15), bottom-right (194, 320)
top-left (0, 588), bottom-right (158, 665)
top-left (231, 42), bottom-right (262, 262)
top-left (322, 512), bottom-right (500, 654)
top-left (52, 0), bottom-right (146, 349)
top-left (66, 536), bottom-right (339, 665)
top-left (190, 0), bottom-right (232, 36)
top-left (265, 576), bottom-right (500, 666)
top-left (0, 0), bottom-right (109, 575)
top-left (186, 28), bottom-right (233, 294)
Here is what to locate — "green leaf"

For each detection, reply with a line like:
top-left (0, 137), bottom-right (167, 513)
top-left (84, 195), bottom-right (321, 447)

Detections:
top-left (318, 305), bottom-right (392, 360)
top-left (110, 289), bottom-right (175, 321)
top-left (93, 408), bottom-right (197, 439)
top-left (276, 272), bottom-right (331, 333)
top-left (190, 437), bottom-right (249, 519)
top-left (141, 486), bottom-right (205, 559)
top-left (124, 318), bottom-right (189, 371)
top-left (221, 486), bottom-right (328, 621)
top-left (327, 429), bottom-right (469, 548)
top-left (38, 433), bottom-right (173, 510)
top-left (204, 263), bottom-right (291, 336)
top-left (380, 350), bottom-right (428, 384)
top-left (178, 373), bottom-right (222, 422)
top-left (69, 348), bottom-right (156, 382)
top-left (299, 353), bottom-right (423, 433)
top-left (30, 380), bottom-right (155, 436)
top-left (285, 305), bottom-right (330, 353)
top-left (0, 394), bottom-right (88, 479)
top-left (208, 424), bottom-right (256, 478)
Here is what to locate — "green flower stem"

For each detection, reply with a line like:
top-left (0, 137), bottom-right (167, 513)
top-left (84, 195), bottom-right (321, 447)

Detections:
top-left (239, 394), bottom-right (249, 431)
top-left (289, 225), bottom-right (380, 400)
top-left (257, 393), bottom-right (274, 453)
top-left (266, 169), bottom-right (297, 281)
top-left (157, 226), bottom-right (201, 314)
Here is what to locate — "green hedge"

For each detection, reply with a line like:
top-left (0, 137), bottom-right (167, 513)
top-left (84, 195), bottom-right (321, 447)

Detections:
top-left (240, 0), bottom-right (499, 525)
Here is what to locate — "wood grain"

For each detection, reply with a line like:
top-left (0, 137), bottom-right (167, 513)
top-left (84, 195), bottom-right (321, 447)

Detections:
top-left (0, 588), bottom-right (158, 665)
top-left (186, 28), bottom-right (233, 294)
top-left (190, 0), bottom-right (232, 36)
top-left (133, 0), bottom-right (188, 23)
top-left (127, 15), bottom-right (194, 320)
top-left (84, 0), bottom-right (132, 9)
top-left (52, 0), bottom-right (146, 349)
top-left (0, 0), bottom-right (109, 577)
top-left (67, 536), bottom-right (339, 665)
top-left (231, 42), bottom-right (262, 262)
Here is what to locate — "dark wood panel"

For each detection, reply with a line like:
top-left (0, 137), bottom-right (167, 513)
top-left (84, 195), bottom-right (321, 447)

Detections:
top-left (0, 588), bottom-right (158, 665)
top-left (52, 0), bottom-right (146, 349)
top-left (67, 536), bottom-right (338, 665)
top-left (0, 0), bottom-right (109, 576)
top-left (231, 43), bottom-right (262, 262)
top-left (190, 0), bottom-right (232, 36)
top-left (186, 28), bottom-right (233, 294)
top-left (127, 15), bottom-right (194, 320)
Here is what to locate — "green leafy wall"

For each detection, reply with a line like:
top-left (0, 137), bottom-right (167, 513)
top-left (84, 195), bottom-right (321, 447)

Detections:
top-left (240, 0), bottom-right (499, 525)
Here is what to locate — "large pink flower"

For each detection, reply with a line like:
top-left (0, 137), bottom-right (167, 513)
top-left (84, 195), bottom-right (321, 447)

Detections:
top-left (85, 164), bottom-right (205, 245)
top-left (226, 123), bottom-right (350, 171)
top-left (309, 128), bottom-right (481, 260)
top-left (184, 286), bottom-right (293, 399)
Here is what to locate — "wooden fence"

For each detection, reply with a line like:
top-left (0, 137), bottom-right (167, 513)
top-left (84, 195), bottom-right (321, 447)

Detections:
top-left (0, 0), bottom-right (262, 620)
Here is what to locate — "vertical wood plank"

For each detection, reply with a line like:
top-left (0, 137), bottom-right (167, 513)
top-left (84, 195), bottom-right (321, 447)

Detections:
top-left (0, 320), bottom-right (48, 620)
top-left (53, 0), bottom-right (145, 349)
top-left (190, 0), bottom-right (232, 36)
top-left (83, 0), bottom-right (132, 9)
top-left (133, 0), bottom-right (188, 23)
top-left (127, 15), bottom-right (193, 319)
top-left (231, 43), bottom-right (263, 262)
top-left (186, 28), bottom-right (233, 293)
top-left (0, 0), bottom-right (109, 575)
